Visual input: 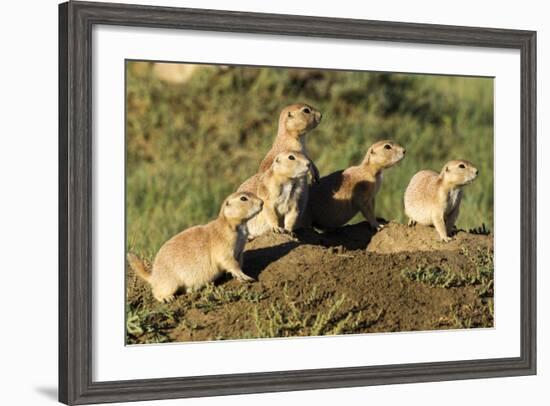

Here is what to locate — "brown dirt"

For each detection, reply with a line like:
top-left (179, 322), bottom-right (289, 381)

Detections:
top-left (126, 222), bottom-right (494, 344)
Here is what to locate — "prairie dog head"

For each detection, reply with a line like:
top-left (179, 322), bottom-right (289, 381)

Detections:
top-left (279, 103), bottom-right (322, 137)
top-left (440, 160), bottom-right (478, 187)
top-left (363, 140), bottom-right (406, 170)
top-left (221, 192), bottom-right (264, 224)
top-left (272, 151), bottom-right (311, 179)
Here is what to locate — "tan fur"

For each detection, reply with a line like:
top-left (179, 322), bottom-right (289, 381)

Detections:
top-left (310, 140), bottom-right (406, 231)
top-left (127, 192), bottom-right (263, 302)
top-left (252, 104), bottom-right (321, 229)
top-left (238, 151), bottom-right (311, 239)
top-left (238, 173), bottom-right (260, 194)
top-left (258, 103), bottom-right (322, 180)
top-left (404, 160), bottom-right (478, 242)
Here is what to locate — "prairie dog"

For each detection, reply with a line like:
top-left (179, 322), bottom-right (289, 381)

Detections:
top-left (310, 140), bottom-right (406, 231)
top-left (253, 104), bottom-right (321, 230)
top-left (258, 103), bottom-right (322, 181)
top-left (238, 151), bottom-right (311, 239)
top-left (127, 192), bottom-right (263, 303)
top-left (404, 160), bottom-right (478, 242)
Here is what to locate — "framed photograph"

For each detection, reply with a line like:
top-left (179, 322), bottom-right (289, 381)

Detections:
top-left (59, 1), bottom-right (536, 404)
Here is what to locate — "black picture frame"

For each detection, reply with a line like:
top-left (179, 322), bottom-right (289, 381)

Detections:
top-left (59, 1), bottom-right (537, 404)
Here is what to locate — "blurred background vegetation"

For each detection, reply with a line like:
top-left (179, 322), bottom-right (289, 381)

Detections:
top-left (126, 61), bottom-right (493, 259)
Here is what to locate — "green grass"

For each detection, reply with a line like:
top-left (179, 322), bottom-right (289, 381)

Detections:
top-left (126, 304), bottom-right (183, 344)
top-left (126, 62), bottom-right (494, 257)
top-left (250, 283), bottom-right (374, 338)
top-left (401, 265), bottom-right (458, 288)
top-left (193, 283), bottom-right (267, 314)
top-left (401, 246), bottom-right (494, 297)
top-left (126, 283), bottom-right (268, 342)
top-left (133, 282), bottom-right (384, 341)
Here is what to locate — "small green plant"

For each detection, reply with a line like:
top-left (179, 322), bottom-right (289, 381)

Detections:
top-left (251, 283), bottom-right (374, 338)
top-left (310, 294), bottom-right (348, 335)
top-left (126, 304), bottom-right (182, 344)
top-left (450, 304), bottom-right (474, 329)
top-left (461, 246), bottom-right (494, 297)
top-left (193, 283), bottom-right (267, 314)
top-left (401, 250), bottom-right (494, 295)
top-left (449, 302), bottom-right (493, 330)
top-left (401, 265), bottom-right (457, 288)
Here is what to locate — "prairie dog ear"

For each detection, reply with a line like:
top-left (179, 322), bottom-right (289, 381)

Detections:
top-left (287, 111), bottom-right (293, 118)
top-left (364, 145), bottom-right (375, 164)
top-left (445, 166), bottom-right (450, 172)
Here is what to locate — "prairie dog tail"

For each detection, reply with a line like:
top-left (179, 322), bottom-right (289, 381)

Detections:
top-left (127, 253), bottom-right (151, 283)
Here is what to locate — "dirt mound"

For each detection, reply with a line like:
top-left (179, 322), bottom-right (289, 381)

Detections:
top-left (368, 222), bottom-right (492, 253)
top-left (126, 222), bottom-right (494, 344)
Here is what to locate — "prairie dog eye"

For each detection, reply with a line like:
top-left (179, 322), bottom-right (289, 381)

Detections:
top-left (240, 196), bottom-right (248, 202)
top-left (302, 107), bottom-right (311, 114)
top-left (288, 155), bottom-right (295, 160)
top-left (384, 144), bottom-right (392, 150)
top-left (459, 163), bottom-right (466, 169)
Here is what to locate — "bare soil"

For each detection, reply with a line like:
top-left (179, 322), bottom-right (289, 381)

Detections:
top-left (126, 222), bottom-right (494, 344)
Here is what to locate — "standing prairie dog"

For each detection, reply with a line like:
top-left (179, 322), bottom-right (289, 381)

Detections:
top-left (238, 151), bottom-right (311, 239)
top-left (127, 192), bottom-right (263, 303)
top-left (404, 160), bottom-right (478, 242)
top-left (258, 103), bottom-right (322, 180)
top-left (310, 140), bottom-right (406, 231)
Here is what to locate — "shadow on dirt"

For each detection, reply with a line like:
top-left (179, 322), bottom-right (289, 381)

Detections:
top-left (243, 221), bottom-right (380, 278)
top-left (298, 221), bottom-right (379, 250)
top-left (243, 241), bottom-right (300, 279)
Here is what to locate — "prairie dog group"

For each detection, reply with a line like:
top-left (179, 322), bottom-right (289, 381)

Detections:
top-left (310, 140), bottom-right (406, 231)
top-left (404, 160), bottom-right (478, 242)
top-left (127, 192), bottom-right (263, 302)
top-left (238, 151), bottom-right (311, 239)
top-left (129, 100), bottom-right (484, 304)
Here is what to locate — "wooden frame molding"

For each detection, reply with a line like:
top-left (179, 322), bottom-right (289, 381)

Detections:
top-left (59, 1), bottom-right (536, 404)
